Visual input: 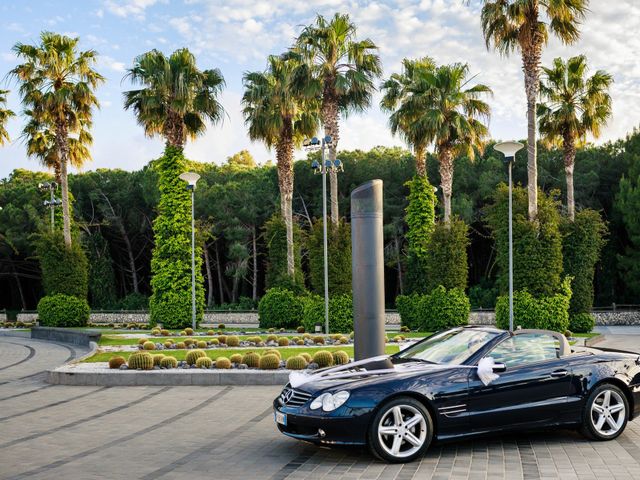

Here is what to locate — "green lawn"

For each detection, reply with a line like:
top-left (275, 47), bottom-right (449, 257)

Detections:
top-left (83, 344), bottom-right (401, 363)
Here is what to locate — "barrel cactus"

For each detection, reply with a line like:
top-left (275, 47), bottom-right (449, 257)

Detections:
top-left (163, 341), bottom-right (173, 348)
top-left (286, 356), bottom-right (307, 370)
top-left (277, 337), bottom-right (289, 347)
top-left (160, 356), bottom-right (178, 369)
top-left (302, 333), bottom-right (311, 340)
top-left (300, 353), bottom-right (312, 363)
top-left (196, 356), bottom-right (213, 369)
top-left (332, 351), bottom-right (350, 365)
top-left (242, 352), bottom-right (261, 368)
top-left (312, 350), bottom-right (334, 368)
top-left (197, 341), bottom-right (207, 349)
top-left (266, 334), bottom-right (277, 343)
top-left (207, 330), bottom-right (215, 335)
top-left (230, 353), bottom-right (243, 364)
top-left (179, 331), bottom-right (186, 336)
top-left (265, 349), bottom-right (281, 359)
top-left (185, 328), bottom-right (194, 335)
top-left (210, 338), bottom-right (219, 345)
top-left (151, 328), bottom-right (161, 336)
top-left (268, 328), bottom-right (275, 333)
top-left (226, 335), bottom-right (240, 347)
top-left (152, 354), bottom-right (166, 366)
top-left (128, 352), bottom-right (154, 370)
top-left (216, 357), bottom-right (231, 369)
top-left (185, 349), bottom-right (206, 366)
top-left (108, 356), bottom-right (126, 369)
top-left (137, 338), bottom-right (148, 345)
top-left (218, 335), bottom-right (227, 345)
top-left (143, 341), bottom-right (156, 350)
top-left (175, 342), bottom-right (186, 349)
top-left (161, 329), bottom-right (170, 336)
top-left (313, 336), bottom-right (325, 345)
top-left (297, 326), bottom-right (305, 333)
top-left (259, 353), bottom-right (281, 370)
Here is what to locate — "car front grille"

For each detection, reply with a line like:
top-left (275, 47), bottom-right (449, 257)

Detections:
top-left (279, 387), bottom-right (312, 407)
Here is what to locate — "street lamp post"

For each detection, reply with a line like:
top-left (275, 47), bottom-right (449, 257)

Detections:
top-left (179, 172), bottom-right (201, 331)
top-left (39, 182), bottom-right (61, 232)
top-left (494, 141), bottom-right (524, 332)
top-left (305, 136), bottom-right (344, 334)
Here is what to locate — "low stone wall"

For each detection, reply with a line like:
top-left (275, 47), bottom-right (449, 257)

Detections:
top-left (593, 311), bottom-right (640, 326)
top-left (16, 312), bottom-right (38, 323)
top-left (31, 326), bottom-right (101, 347)
top-left (469, 311), bottom-right (496, 325)
top-left (0, 311), bottom-right (6, 322)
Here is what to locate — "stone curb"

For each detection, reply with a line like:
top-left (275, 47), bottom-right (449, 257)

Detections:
top-left (47, 368), bottom-right (291, 386)
top-left (585, 334), bottom-right (605, 347)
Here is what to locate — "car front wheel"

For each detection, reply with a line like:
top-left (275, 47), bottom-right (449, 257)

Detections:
top-left (581, 383), bottom-right (629, 441)
top-left (368, 396), bottom-right (433, 463)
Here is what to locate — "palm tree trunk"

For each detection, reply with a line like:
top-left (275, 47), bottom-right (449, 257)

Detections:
top-left (164, 110), bottom-right (185, 148)
top-left (563, 133), bottom-right (577, 221)
top-left (276, 117), bottom-right (296, 278)
top-left (438, 147), bottom-right (454, 225)
top-left (522, 35), bottom-right (542, 221)
top-left (322, 88), bottom-right (340, 225)
top-left (204, 244), bottom-right (215, 307)
top-left (55, 122), bottom-right (72, 248)
top-left (415, 144), bottom-right (427, 177)
top-left (252, 227), bottom-right (258, 302)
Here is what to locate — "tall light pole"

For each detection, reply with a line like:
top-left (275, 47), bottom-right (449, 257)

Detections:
top-left (179, 172), bottom-right (201, 331)
top-left (494, 141), bottom-right (524, 332)
top-left (304, 135), bottom-right (344, 334)
top-left (39, 182), bottom-right (61, 232)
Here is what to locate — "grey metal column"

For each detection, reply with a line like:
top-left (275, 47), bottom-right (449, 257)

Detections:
top-left (351, 180), bottom-right (385, 360)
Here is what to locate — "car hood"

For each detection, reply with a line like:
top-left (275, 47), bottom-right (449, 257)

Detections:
top-left (295, 358), bottom-right (464, 395)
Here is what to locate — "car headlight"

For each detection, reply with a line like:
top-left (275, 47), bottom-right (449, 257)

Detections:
top-left (310, 391), bottom-right (350, 412)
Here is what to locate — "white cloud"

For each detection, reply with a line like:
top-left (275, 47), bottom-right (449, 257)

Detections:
top-left (104, 0), bottom-right (162, 20)
top-left (101, 55), bottom-right (126, 72)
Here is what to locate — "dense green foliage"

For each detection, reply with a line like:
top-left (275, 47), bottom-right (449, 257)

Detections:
top-left (396, 287), bottom-right (470, 331)
top-left (561, 210), bottom-right (607, 314)
top-left (307, 220), bottom-right (352, 295)
top-left (486, 185), bottom-right (564, 297)
top-left (425, 220), bottom-right (469, 291)
top-left (302, 294), bottom-right (353, 334)
top-left (617, 148), bottom-right (640, 299)
top-left (495, 278), bottom-right (572, 332)
top-left (569, 312), bottom-right (595, 333)
top-left (84, 233), bottom-right (117, 309)
top-left (264, 215), bottom-right (304, 292)
top-left (148, 146), bottom-right (204, 329)
top-left (404, 176), bottom-right (436, 293)
top-left (35, 232), bottom-right (88, 299)
top-left (258, 288), bottom-right (304, 329)
top-left (37, 293), bottom-right (90, 327)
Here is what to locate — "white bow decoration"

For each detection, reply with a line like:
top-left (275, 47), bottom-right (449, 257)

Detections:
top-left (476, 357), bottom-right (500, 386)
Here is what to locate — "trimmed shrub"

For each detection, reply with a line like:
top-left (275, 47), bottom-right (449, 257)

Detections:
top-left (128, 352), bottom-right (153, 370)
top-left (495, 278), bottom-right (572, 332)
top-left (300, 353), bottom-right (312, 363)
top-left (277, 337), bottom-right (289, 346)
top-left (264, 214), bottom-right (305, 291)
top-left (569, 312), bottom-right (595, 333)
top-left (185, 349), bottom-right (206, 366)
top-left (225, 335), bottom-right (240, 347)
top-left (301, 294), bottom-right (353, 334)
top-left (259, 353), bottom-right (281, 370)
top-left (230, 353), bottom-right (243, 364)
top-left (37, 294), bottom-right (90, 328)
top-left (196, 356), bottom-right (213, 368)
top-left (152, 354), bottom-right (166, 366)
top-left (258, 288), bottom-right (304, 329)
top-left (397, 287), bottom-right (470, 331)
top-left (312, 350), bottom-right (334, 368)
top-left (143, 341), bottom-right (156, 351)
top-left (108, 356), bottom-right (126, 369)
top-left (424, 220), bottom-right (469, 291)
top-left (216, 357), bottom-right (231, 369)
top-left (242, 352), bottom-right (261, 368)
top-left (308, 219), bottom-right (352, 295)
top-left (286, 356), bottom-right (308, 370)
top-left (35, 231), bottom-right (88, 299)
top-left (332, 351), bottom-right (350, 365)
top-left (160, 356), bottom-right (178, 368)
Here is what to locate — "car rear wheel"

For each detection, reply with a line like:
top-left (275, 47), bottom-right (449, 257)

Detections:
top-left (580, 383), bottom-right (628, 441)
top-left (368, 396), bottom-right (433, 463)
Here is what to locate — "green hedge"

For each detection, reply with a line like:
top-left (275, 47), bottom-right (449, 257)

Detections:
top-left (264, 214), bottom-right (304, 291)
top-left (569, 312), bottom-right (595, 333)
top-left (307, 219), bottom-right (352, 295)
top-left (396, 286), bottom-right (470, 331)
top-left (301, 294), bottom-right (353, 334)
top-left (37, 294), bottom-right (90, 328)
top-left (495, 278), bottom-right (572, 332)
top-left (424, 219), bottom-right (469, 291)
top-left (258, 288), bottom-right (304, 329)
top-left (35, 231), bottom-right (88, 299)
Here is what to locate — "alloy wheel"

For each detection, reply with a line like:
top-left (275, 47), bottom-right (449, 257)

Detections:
top-left (591, 389), bottom-right (626, 436)
top-left (377, 404), bottom-right (427, 459)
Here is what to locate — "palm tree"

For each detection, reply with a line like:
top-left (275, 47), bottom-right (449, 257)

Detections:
top-left (295, 13), bottom-right (382, 224)
top-left (0, 90), bottom-right (15, 146)
top-left (411, 63), bottom-right (491, 224)
top-left (123, 48), bottom-right (225, 148)
top-left (242, 53), bottom-right (319, 280)
top-left (11, 32), bottom-right (104, 248)
top-left (480, 0), bottom-right (588, 220)
top-left (380, 57), bottom-right (436, 177)
top-left (538, 55), bottom-right (613, 221)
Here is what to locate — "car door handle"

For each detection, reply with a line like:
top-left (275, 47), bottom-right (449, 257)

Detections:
top-left (550, 369), bottom-right (569, 378)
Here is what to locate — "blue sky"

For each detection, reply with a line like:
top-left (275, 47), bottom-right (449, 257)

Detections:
top-left (1, 0), bottom-right (639, 178)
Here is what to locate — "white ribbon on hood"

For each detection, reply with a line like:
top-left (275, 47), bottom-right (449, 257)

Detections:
top-left (289, 355), bottom-right (502, 388)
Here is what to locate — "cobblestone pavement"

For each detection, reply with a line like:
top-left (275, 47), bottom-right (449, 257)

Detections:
top-left (0, 334), bottom-right (639, 480)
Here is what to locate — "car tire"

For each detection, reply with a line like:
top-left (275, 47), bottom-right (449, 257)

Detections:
top-left (367, 396), bottom-right (433, 463)
top-left (580, 383), bottom-right (629, 441)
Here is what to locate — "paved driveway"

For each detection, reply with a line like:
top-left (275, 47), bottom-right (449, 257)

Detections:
top-left (0, 334), bottom-right (639, 480)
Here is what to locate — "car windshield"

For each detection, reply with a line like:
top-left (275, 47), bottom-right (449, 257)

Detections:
top-left (395, 328), bottom-right (500, 365)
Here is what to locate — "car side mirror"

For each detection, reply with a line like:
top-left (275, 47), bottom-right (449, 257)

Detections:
top-left (492, 363), bottom-right (507, 373)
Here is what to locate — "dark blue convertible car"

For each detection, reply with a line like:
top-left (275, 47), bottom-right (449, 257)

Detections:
top-left (273, 326), bottom-right (640, 462)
